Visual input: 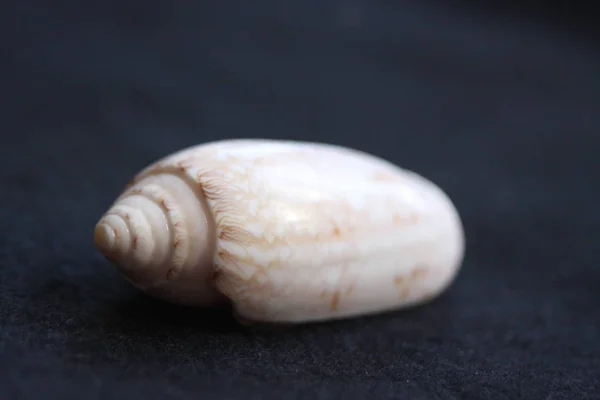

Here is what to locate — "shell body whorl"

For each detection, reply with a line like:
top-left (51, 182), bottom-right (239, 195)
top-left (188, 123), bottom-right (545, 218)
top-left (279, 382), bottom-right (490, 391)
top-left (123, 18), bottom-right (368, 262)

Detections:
top-left (94, 139), bottom-right (465, 324)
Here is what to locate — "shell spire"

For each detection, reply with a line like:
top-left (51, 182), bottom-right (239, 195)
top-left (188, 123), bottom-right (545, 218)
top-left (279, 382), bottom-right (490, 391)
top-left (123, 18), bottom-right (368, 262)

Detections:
top-left (94, 186), bottom-right (171, 285)
top-left (94, 161), bottom-right (225, 306)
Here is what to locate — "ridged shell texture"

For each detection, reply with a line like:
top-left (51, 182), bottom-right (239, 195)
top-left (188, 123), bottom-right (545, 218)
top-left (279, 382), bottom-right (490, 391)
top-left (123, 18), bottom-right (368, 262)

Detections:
top-left (94, 139), bottom-right (465, 324)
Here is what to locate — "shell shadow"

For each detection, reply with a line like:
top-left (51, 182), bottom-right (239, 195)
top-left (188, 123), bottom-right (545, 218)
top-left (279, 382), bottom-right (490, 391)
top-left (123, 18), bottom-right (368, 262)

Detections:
top-left (106, 291), bottom-right (240, 334)
top-left (44, 254), bottom-right (462, 367)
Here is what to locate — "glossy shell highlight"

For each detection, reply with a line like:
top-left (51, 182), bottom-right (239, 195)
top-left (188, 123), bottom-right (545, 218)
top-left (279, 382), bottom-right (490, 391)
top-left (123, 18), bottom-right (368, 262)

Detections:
top-left (94, 139), bottom-right (465, 324)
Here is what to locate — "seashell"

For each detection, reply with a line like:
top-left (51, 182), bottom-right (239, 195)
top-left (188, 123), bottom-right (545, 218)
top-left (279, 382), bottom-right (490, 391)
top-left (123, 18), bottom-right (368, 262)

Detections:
top-left (93, 139), bottom-right (465, 324)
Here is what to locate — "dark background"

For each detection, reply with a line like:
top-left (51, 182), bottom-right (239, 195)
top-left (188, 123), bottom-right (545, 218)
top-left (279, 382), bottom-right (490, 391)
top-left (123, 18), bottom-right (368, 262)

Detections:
top-left (1, 1), bottom-right (599, 399)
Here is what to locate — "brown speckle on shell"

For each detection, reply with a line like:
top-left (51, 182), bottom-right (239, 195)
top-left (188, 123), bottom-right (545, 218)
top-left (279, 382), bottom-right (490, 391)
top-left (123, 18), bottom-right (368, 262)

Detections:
top-left (344, 283), bottom-right (354, 295)
top-left (411, 265), bottom-right (428, 279)
top-left (399, 287), bottom-right (410, 299)
top-left (330, 290), bottom-right (340, 311)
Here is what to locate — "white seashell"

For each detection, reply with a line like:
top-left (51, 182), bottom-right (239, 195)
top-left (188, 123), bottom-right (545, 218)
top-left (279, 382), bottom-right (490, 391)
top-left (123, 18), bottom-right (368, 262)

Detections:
top-left (94, 139), bottom-right (465, 324)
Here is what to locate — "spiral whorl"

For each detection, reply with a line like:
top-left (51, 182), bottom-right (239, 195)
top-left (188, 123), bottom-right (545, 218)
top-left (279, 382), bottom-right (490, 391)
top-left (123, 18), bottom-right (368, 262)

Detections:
top-left (94, 167), bottom-right (220, 304)
top-left (94, 186), bottom-right (170, 287)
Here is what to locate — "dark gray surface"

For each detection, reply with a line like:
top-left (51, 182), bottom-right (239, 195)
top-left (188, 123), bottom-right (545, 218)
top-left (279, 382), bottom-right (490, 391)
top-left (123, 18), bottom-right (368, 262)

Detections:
top-left (1, 1), bottom-right (599, 399)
